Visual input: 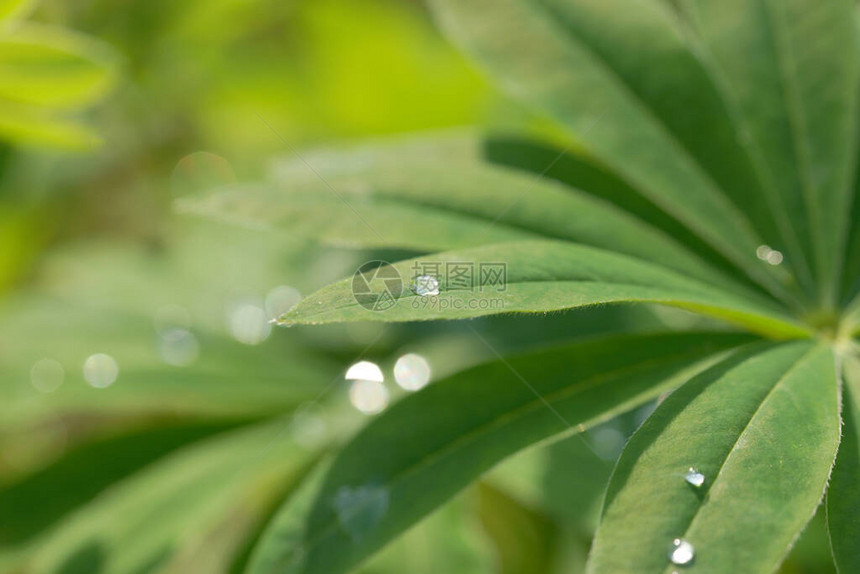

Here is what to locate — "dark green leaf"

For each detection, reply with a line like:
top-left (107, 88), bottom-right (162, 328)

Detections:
top-left (481, 136), bottom-right (744, 285)
top-left (826, 353), bottom-right (860, 572)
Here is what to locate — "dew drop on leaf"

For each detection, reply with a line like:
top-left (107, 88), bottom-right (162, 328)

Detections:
top-left (684, 467), bottom-right (705, 487)
top-left (755, 244), bottom-right (784, 266)
top-left (669, 538), bottom-right (695, 566)
top-left (411, 275), bottom-right (439, 296)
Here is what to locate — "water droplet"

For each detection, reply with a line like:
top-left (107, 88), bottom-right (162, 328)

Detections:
top-left (30, 358), bottom-right (64, 393)
top-left (684, 467), bottom-right (705, 488)
top-left (393, 353), bottom-right (431, 391)
top-left (333, 485), bottom-right (389, 541)
top-left (756, 245), bottom-right (783, 266)
top-left (766, 250), bottom-right (783, 266)
top-left (345, 361), bottom-right (384, 383)
top-left (411, 275), bottom-right (439, 296)
top-left (83, 354), bottom-right (119, 388)
top-left (265, 285), bottom-right (302, 319)
top-left (669, 538), bottom-right (695, 566)
top-left (158, 329), bottom-right (199, 367)
top-left (349, 379), bottom-right (389, 415)
top-left (228, 303), bottom-right (271, 345)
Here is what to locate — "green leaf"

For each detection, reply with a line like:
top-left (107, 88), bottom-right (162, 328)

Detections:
top-left (0, 236), bottom-right (343, 431)
top-left (0, 102), bottom-right (101, 149)
top-left (0, 298), bottom-right (334, 431)
top-left (0, 0), bottom-right (35, 24)
top-left (427, 0), bottom-right (800, 306)
top-left (0, 419), bottom-right (246, 548)
top-left (675, 0), bottom-right (859, 306)
top-left (481, 136), bottom-right (744, 284)
top-left (840, 140), bottom-right (860, 304)
top-left (0, 23), bottom-right (118, 109)
top-left (23, 420), bottom-right (315, 574)
top-left (477, 482), bottom-right (558, 574)
top-left (359, 492), bottom-right (494, 574)
top-left (279, 241), bottom-right (809, 339)
top-left (588, 342), bottom-right (840, 574)
top-left (182, 134), bottom-right (745, 295)
top-left (245, 331), bottom-right (754, 574)
top-left (486, 430), bottom-right (610, 536)
top-left (826, 353), bottom-right (860, 572)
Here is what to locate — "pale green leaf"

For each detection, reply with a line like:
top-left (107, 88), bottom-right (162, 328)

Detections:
top-left (0, 102), bottom-right (101, 149)
top-left (246, 331), bottom-right (754, 574)
top-left (0, 23), bottom-right (118, 109)
top-left (0, 0), bottom-right (35, 24)
top-left (588, 342), bottom-right (840, 574)
top-left (183, 132), bottom-right (750, 296)
top-left (24, 420), bottom-right (314, 574)
top-left (279, 241), bottom-right (809, 339)
top-left (0, 419), bottom-right (244, 549)
top-left (0, 297), bottom-right (334, 431)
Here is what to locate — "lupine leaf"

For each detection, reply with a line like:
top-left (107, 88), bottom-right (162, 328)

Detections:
top-left (588, 342), bottom-right (840, 573)
top-left (676, 0), bottom-right (859, 306)
top-left (0, 419), bottom-right (248, 548)
top-left (826, 353), bottom-right (860, 572)
top-left (181, 138), bottom-right (745, 295)
top-left (0, 0), bottom-right (35, 24)
top-left (246, 332), bottom-right (754, 574)
top-left (24, 421), bottom-right (315, 574)
top-left (428, 0), bottom-right (800, 306)
top-left (279, 241), bottom-right (809, 339)
top-left (481, 136), bottom-right (744, 283)
top-left (0, 103), bottom-right (102, 149)
top-left (0, 24), bottom-right (118, 109)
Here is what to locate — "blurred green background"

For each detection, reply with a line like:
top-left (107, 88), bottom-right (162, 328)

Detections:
top-left (0, 1), bottom-right (836, 573)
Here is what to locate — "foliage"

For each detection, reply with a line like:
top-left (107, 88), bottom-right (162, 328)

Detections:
top-left (182, 0), bottom-right (860, 573)
top-left (4, 0), bottom-right (860, 573)
top-left (0, 0), bottom-right (116, 149)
